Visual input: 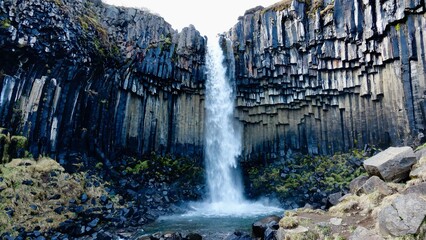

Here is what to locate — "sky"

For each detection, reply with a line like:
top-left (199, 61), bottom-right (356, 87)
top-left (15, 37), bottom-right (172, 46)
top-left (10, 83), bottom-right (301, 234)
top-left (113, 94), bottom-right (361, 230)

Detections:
top-left (102, 0), bottom-right (279, 37)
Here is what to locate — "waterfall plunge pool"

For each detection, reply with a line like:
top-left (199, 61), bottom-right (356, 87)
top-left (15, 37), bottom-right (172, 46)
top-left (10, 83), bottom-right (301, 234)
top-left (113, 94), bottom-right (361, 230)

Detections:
top-left (136, 201), bottom-right (283, 239)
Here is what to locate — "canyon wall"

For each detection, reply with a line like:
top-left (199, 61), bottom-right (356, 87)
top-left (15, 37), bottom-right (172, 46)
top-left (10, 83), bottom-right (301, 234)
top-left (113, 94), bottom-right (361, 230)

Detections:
top-left (0, 0), bottom-right (206, 161)
top-left (228, 0), bottom-right (426, 161)
top-left (1, 0), bottom-right (426, 164)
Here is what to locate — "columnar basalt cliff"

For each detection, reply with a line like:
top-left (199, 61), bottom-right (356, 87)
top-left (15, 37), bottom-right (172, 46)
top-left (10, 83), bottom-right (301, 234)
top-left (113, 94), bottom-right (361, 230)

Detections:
top-left (0, 0), bottom-right (206, 162)
top-left (228, 0), bottom-right (426, 160)
top-left (1, 0), bottom-right (426, 165)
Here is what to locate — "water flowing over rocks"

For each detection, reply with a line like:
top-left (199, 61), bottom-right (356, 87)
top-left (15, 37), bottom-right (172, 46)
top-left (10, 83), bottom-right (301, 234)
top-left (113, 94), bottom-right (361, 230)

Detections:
top-left (227, 0), bottom-right (426, 161)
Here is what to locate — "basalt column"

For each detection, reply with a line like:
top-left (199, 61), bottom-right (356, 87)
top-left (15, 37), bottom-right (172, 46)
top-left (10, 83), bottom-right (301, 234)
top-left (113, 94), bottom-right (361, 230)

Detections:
top-left (0, 0), bottom-right (206, 161)
top-left (228, 0), bottom-right (426, 161)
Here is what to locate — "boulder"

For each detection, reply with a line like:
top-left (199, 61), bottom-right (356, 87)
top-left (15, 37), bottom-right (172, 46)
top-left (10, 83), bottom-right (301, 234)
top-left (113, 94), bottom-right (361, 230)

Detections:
top-left (349, 175), bottom-right (369, 194)
top-left (252, 215), bottom-right (280, 238)
top-left (363, 147), bottom-right (416, 182)
top-left (327, 192), bottom-right (343, 206)
top-left (276, 226), bottom-right (319, 240)
top-left (360, 176), bottom-right (393, 196)
top-left (329, 218), bottom-right (342, 226)
top-left (378, 193), bottom-right (426, 237)
top-left (264, 228), bottom-right (276, 240)
top-left (185, 233), bottom-right (202, 240)
top-left (349, 226), bottom-right (383, 240)
top-left (224, 231), bottom-right (252, 240)
top-left (403, 182), bottom-right (426, 195)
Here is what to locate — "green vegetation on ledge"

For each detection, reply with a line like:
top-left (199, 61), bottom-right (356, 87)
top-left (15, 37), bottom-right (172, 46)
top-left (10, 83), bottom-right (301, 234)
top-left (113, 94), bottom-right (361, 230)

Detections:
top-left (245, 150), bottom-right (368, 205)
top-left (123, 154), bottom-right (204, 183)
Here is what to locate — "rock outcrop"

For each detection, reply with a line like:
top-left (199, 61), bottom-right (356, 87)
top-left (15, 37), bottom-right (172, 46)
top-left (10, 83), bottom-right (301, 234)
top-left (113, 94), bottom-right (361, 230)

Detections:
top-left (227, 0), bottom-right (426, 160)
top-left (378, 193), bottom-right (426, 237)
top-left (363, 146), bottom-right (416, 182)
top-left (0, 0), bottom-right (206, 162)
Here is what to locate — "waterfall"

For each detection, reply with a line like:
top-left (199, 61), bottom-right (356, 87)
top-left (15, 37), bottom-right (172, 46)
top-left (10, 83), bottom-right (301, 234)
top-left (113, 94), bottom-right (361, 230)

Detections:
top-left (182, 36), bottom-right (281, 217)
top-left (204, 36), bottom-right (243, 204)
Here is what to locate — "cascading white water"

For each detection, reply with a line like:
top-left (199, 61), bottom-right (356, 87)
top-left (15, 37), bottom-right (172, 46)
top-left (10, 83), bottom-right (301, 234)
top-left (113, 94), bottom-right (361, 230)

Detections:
top-left (182, 36), bottom-right (282, 217)
top-left (204, 36), bottom-right (244, 204)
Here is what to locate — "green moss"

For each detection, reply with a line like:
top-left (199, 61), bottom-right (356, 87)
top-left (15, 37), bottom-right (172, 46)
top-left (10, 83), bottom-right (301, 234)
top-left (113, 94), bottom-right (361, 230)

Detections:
top-left (95, 162), bottom-right (104, 169)
top-left (126, 160), bottom-right (149, 174)
top-left (246, 150), bottom-right (367, 201)
top-left (395, 23), bottom-right (401, 31)
top-left (1, 18), bottom-right (11, 29)
top-left (415, 142), bottom-right (426, 151)
top-left (0, 133), bottom-right (7, 141)
top-left (1, 133), bottom-right (10, 164)
top-left (316, 224), bottom-right (332, 237)
top-left (10, 136), bottom-right (27, 149)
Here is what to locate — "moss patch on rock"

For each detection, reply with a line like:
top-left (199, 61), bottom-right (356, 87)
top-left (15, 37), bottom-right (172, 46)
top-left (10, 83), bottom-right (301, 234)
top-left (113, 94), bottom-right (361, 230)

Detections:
top-left (245, 150), bottom-right (367, 206)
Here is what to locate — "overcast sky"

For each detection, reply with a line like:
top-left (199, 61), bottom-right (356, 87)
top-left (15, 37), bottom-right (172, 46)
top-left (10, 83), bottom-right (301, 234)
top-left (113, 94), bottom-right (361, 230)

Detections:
top-left (102, 0), bottom-right (279, 37)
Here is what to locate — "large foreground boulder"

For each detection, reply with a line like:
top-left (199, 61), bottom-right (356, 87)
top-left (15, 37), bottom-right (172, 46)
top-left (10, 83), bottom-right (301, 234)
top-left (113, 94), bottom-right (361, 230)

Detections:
top-left (378, 193), bottom-right (426, 237)
top-left (363, 147), bottom-right (416, 182)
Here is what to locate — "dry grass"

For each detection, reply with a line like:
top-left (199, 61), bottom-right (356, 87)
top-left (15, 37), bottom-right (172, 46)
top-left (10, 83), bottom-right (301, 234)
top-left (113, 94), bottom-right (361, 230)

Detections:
top-left (263, 0), bottom-right (293, 13)
top-left (0, 158), bottom-right (108, 235)
top-left (279, 216), bottom-right (300, 229)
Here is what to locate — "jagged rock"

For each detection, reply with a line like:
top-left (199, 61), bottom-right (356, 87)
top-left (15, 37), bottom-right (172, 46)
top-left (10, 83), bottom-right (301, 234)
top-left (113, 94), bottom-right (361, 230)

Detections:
top-left (349, 176), bottom-right (369, 195)
top-left (349, 226), bottom-right (383, 240)
top-left (378, 193), bottom-right (426, 237)
top-left (363, 147), bottom-right (416, 182)
top-left (327, 192), bottom-right (343, 206)
top-left (403, 182), bottom-right (426, 195)
top-left (360, 176), bottom-right (393, 195)
top-left (252, 215), bottom-right (281, 238)
top-left (224, 231), bottom-right (252, 240)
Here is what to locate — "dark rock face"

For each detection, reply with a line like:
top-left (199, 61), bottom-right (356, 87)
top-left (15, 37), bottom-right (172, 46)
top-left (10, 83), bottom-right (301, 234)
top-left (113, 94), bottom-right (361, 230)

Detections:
top-left (252, 215), bottom-right (280, 238)
top-left (1, 0), bottom-right (426, 165)
top-left (228, 0), bottom-right (426, 160)
top-left (0, 0), bottom-right (206, 162)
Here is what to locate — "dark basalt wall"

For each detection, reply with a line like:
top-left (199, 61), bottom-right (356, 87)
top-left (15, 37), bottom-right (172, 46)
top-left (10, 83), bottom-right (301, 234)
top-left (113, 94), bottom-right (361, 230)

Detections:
top-left (228, 0), bottom-right (426, 161)
top-left (1, 0), bottom-right (426, 164)
top-left (0, 0), bottom-right (206, 161)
